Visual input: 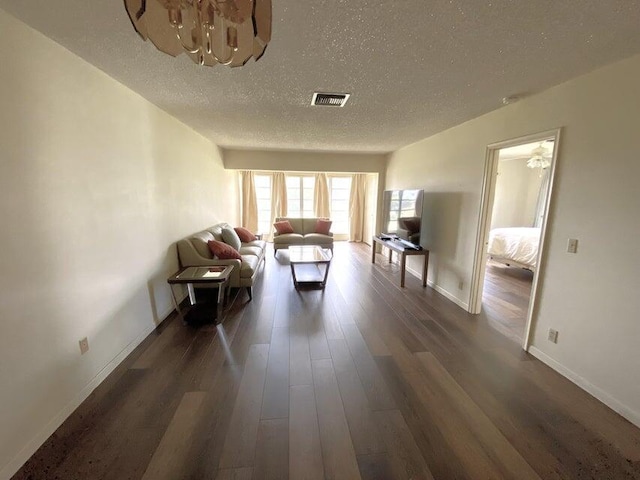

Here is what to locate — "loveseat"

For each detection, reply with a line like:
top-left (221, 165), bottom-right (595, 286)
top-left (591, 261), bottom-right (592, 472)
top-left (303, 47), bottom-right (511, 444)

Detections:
top-left (176, 223), bottom-right (266, 299)
top-left (273, 217), bottom-right (333, 255)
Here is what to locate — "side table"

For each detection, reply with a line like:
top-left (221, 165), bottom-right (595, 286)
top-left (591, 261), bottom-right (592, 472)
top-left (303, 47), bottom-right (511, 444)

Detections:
top-left (167, 265), bottom-right (233, 324)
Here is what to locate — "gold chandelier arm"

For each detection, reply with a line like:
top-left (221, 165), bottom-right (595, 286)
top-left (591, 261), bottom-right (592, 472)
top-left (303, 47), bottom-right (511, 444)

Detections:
top-left (174, 26), bottom-right (201, 54)
top-left (212, 53), bottom-right (233, 65)
top-left (205, 29), bottom-right (234, 65)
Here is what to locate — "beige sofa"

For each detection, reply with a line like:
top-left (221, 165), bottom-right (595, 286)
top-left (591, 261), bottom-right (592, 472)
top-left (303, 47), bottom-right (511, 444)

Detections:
top-left (176, 223), bottom-right (266, 300)
top-left (273, 217), bottom-right (333, 255)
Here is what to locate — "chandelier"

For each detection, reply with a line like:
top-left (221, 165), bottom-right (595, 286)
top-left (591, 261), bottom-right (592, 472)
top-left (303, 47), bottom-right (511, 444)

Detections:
top-left (527, 142), bottom-right (552, 170)
top-left (124, 0), bottom-right (272, 68)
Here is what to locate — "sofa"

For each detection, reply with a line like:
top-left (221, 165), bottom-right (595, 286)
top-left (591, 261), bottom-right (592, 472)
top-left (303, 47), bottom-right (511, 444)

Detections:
top-left (273, 217), bottom-right (334, 255)
top-left (176, 223), bottom-right (266, 299)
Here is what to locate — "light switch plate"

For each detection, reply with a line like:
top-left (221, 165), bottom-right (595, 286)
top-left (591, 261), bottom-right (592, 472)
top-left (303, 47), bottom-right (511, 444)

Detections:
top-left (567, 238), bottom-right (578, 254)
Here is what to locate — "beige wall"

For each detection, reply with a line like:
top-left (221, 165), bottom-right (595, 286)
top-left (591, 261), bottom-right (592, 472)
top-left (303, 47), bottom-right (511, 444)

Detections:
top-left (387, 54), bottom-right (640, 427)
top-left (223, 148), bottom-right (387, 174)
top-left (0, 10), bottom-right (237, 478)
top-left (491, 158), bottom-right (544, 229)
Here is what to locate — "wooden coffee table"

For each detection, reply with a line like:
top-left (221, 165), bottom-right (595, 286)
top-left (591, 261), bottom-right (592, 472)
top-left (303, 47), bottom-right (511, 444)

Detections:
top-left (288, 245), bottom-right (332, 288)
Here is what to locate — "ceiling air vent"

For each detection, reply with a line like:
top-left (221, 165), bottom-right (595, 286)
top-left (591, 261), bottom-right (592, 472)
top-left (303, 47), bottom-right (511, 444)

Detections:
top-left (311, 92), bottom-right (351, 107)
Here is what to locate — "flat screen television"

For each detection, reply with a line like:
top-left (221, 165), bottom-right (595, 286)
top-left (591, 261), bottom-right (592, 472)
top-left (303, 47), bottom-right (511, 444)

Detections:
top-left (381, 189), bottom-right (424, 246)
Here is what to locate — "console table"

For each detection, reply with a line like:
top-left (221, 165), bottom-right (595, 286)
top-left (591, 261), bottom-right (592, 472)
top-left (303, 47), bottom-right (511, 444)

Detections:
top-left (371, 236), bottom-right (429, 288)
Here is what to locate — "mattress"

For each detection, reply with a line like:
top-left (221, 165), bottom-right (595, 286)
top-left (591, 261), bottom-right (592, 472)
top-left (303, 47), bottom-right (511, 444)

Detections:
top-left (487, 227), bottom-right (541, 269)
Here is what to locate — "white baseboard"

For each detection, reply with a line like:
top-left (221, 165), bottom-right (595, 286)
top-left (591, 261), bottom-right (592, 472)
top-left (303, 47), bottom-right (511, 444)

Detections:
top-left (0, 302), bottom-right (178, 480)
top-left (528, 346), bottom-right (640, 429)
top-left (405, 265), bottom-right (469, 311)
top-left (428, 281), bottom-right (469, 311)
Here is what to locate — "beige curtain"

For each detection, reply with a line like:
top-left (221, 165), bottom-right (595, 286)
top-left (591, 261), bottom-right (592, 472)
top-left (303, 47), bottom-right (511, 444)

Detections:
top-left (269, 172), bottom-right (288, 239)
top-left (349, 174), bottom-right (367, 242)
top-left (241, 171), bottom-right (258, 233)
top-left (314, 173), bottom-right (331, 218)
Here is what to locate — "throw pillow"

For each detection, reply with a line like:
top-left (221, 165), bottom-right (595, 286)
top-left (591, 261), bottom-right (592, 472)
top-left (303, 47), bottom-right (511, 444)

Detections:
top-left (274, 220), bottom-right (294, 234)
top-left (315, 219), bottom-right (332, 235)
top-left (221, 227), bottom-right (242, 251)
top-left (207, 239), bottom-right (242, 260)
top-left (234, 226), bottom-right (257, 243)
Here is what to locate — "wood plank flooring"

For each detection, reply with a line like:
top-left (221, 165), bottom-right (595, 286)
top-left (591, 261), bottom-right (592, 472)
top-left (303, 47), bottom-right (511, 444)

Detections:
top-left (482, 260), bottom-right (534, 342)
top-left (12, 243), bottom-right (640, 480)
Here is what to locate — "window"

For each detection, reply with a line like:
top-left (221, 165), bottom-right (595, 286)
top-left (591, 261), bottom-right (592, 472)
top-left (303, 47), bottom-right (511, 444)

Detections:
top-left (286, 175), bottom-right (315, 217)
top-left (328, 176), bottom-right (352, 234)
top-left (255, 174), bottom-right (272, 235)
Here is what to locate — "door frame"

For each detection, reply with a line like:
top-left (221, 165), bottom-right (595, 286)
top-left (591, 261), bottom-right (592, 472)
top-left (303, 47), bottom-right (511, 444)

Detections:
top-left (468, 128), bottom-right (562, 351)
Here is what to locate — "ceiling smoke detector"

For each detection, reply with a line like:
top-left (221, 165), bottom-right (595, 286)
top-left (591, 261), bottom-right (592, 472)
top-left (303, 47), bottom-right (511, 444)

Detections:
top-left (311, 92), bottom-right (351, 107)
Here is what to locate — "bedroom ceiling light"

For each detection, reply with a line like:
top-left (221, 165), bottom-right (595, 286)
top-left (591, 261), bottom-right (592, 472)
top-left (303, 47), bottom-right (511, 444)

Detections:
top-left (124, 0), bottom-right (271, 68)
top-left (527, 142), bottom-right (552, 170)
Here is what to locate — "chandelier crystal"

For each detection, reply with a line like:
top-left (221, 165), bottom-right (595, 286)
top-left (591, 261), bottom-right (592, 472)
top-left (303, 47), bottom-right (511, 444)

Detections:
top-left (124, 0), bottom-right (272, 67)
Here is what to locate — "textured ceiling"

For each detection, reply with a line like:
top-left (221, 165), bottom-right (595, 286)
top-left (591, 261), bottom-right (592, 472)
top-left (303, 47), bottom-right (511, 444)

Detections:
top-left (1, 1), bottom-right (640, 153)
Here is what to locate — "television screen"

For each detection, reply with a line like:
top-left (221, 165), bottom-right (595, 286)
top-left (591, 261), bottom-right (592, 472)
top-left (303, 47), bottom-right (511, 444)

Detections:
top-left (381, 189), bottom-right (424, 245)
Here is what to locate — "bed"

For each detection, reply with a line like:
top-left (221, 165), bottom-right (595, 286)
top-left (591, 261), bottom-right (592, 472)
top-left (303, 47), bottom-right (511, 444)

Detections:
top-left (487, 227), bottom-right (541, 271)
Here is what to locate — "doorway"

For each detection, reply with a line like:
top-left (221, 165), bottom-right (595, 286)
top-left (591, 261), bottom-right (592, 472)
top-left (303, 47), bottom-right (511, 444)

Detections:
top-left (469, 129), bottom-right (561, 350)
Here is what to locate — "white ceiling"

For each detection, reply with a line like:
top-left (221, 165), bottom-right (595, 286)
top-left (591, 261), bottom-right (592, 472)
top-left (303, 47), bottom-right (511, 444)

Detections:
top-left (2, 1), bottom-right (640, 153)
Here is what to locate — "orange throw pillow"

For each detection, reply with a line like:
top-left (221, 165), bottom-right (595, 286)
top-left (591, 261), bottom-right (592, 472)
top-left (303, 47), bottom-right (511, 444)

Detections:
top-left (234, 227), bottom-right (257, 242)
top-left (207, 239), bottom-right (242, 260)
top-left (315, 219), bottom-right (332, 235)
top-left (274, 220), bottom-right (294, 234)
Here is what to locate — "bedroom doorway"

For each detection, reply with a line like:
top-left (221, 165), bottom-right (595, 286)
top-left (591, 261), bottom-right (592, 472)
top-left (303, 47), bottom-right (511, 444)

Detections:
top-left (469, 129), bottom-right (561, 350)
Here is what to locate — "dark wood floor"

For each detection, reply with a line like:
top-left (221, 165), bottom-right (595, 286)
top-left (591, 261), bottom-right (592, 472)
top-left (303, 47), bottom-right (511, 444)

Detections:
top-left (13, 243), bottom-right (640, 480)
top-left (482, 260), bottom-right (534, 343)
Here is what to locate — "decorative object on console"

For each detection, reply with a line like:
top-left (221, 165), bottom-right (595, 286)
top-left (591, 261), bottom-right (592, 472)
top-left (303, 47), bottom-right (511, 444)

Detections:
top-left (315, 219), bottom-right (332, 235)
top-left (123, 0), bottom-right (272, 68)
top-left (234, 227), bottom-right (257, 242)
top-left (207, 239), bottom-right (242, 260)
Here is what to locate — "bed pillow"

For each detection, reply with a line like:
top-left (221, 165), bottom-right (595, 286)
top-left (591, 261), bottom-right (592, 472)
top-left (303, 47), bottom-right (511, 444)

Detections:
top-left (221, 227), bottom-right (242, 251)
top-left (234, 227), bottom-right (257, 243)
top-left (207, 239), bottom-right (241, 260)
top-left (274, 220), bottom-right (294, 234)
top-left (315, 219), bottom-right (332, 235)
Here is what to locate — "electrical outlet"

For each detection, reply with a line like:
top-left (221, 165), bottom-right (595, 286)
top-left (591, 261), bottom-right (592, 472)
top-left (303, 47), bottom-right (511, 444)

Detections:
top-left (567, 238), bottom-right (578, 254)
top-left (548, 329), bottom-right (559, 344)
top-left (79, 337), bottom-right (89, 355)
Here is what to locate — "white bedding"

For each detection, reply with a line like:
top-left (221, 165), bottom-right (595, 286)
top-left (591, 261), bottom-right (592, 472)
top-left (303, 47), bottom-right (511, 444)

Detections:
top-left (487, 227), bottom-right (541, 269)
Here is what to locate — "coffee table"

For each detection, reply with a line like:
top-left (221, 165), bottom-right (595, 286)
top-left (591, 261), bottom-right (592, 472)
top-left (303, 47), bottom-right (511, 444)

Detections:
top-left (288, 245), bottom-right (332, 288)
top-left (167, 265), bottom-right (233, 323)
